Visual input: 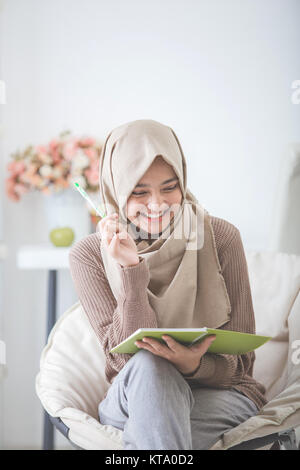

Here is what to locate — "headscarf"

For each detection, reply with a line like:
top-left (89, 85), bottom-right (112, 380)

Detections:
top-left (98, 119), bottom-right (231, 328)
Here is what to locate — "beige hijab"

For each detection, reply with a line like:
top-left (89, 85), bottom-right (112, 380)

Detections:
top-left (98, 119), bottom-right (231, 329)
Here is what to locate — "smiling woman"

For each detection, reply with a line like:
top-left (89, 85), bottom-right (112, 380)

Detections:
top-left (69, 119), bottom-right (267, 450)
top-left (126, 155), bottom-right (183, 240)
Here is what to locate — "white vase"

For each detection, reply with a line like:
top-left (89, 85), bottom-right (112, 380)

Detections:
top-left (42, 187), bottom-right (90, 243)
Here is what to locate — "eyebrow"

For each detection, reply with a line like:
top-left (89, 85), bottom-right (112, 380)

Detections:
top-left (135, 177), bottom-right (179, 188)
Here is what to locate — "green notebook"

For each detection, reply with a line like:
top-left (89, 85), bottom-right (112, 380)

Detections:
top-left (109, 328), bottom-right (272, 355)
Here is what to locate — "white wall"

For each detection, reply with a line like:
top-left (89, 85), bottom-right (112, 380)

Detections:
top-left (1, 0), bottom-right (300, 449)
top-left (0, 0), bottom-right (5, 449)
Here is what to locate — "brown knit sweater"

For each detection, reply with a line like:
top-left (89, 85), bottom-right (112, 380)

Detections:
top-left (69, 216), bottom-right (267, 410)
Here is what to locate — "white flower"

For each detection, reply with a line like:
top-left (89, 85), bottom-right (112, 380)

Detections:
top-left (72, 150), bottom-right (90, 171)
top-left (52, 166), bottom-right (63, 178)
top-left (72, 167), bottom-right (83, 176)
top-left (38, 153), bottom-right (53, 165)
top-left (39, 164), bottom-right (53, 178)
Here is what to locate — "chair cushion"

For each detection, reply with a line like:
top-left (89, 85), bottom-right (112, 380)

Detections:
top-left (245, 250), bottom-right (300, 400)
top-left (35, 300), bottom-right (124, 449)
top-left (36, 250), bottom-right (300, 450)
top-left (211, 288), bottom-right (300, 450)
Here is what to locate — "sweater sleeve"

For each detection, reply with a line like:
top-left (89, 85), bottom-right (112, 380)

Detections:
top-left (68, 235), bottom-right (158, 382)
top-left (181, 227), bottom-right (257, 387)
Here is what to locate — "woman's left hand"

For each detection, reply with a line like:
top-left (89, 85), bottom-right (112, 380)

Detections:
top-left (135, 334), bottom-right (216, 376)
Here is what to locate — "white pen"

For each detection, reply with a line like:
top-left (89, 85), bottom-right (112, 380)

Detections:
top-left (73, 182), bottom-right (117, 235)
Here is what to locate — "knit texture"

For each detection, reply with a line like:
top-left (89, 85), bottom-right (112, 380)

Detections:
top-left (69, 216), bottom-right (268, 410)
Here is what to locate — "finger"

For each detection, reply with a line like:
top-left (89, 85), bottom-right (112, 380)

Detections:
top-left (97, 217), bottom-right (112, 237)
top-left (117, 230), bottom-right (128, 240)
top-left (141, 337), bottom-right (172, 357)
top-left (104, 224), bottom-right (117, 241)
top-left (162, 335), bottom-right (184, 353)
top-left (190, 335), bottom-right (216, 354)
top-left (135, 340), bottom-right (165, 358)
top-left (102, 224), bottom-right (119, 248)
top-left (108, 232), bottom-right (127, 256)
top-left (103, 220), bottom-right (124, 242)
top-left (108, 232), bottom-right (124, 254)
top-left (102, 232), bottom-right (112, 248)
top-left (97, 214), bottom-right (119, 235)
top-left (107, 231), bottom-right (117, 246)
top-left (109, 232), bottom-right (131, 257)
top-left (98, 213), bottom-right (116, 229)
top-left (96, 219), bottom-right (103, 235)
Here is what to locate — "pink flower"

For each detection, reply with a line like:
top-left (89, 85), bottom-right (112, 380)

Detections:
top-left (27, 163), bottom-right (39, 175)
top-left (52, 164), bottom-right (65, 179)
top-left (41, 187), bottom-right (51, 195)
top-left (62, 141), bottom-right (78, 161)
top-left (54, 178), bottom-right (69, 191)
top-left (28, 174), bottom-right (44, 187)
top-left (7, 160), bottom-right (26, 177)
top-left (85, 167), bottom-right (99, 186)
top-left (20, 163), bottom-right (39, 184)
top-left (14, 183), bottom-right (30, 196)
top-left (84, 147), bottom-right (97, 160)
top-left (5, 133), bottom-right (99, 201)
top-left (47, 139), bottom-right (62, 164)
top-left (48, 147), bottom-right (61, 164)
top-left (49, 139), bottom-right (59, 150)
top-left (36, 145), bottom-right (48, 154)
top-left (89, 159), bottom-right (99, 171)
top-left (79, 137), bottom-right (95, 147)
top-left (37, 151), bottom-right (53, 165)
top-left (5, 177), bottom-right (20, 201)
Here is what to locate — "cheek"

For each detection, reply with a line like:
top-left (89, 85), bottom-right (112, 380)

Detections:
top-left (169, 188), bottom-right (183, 205)
top-left (126, 200), bottom-right (135, 218)
top-left (126, 199), bottom-right (144, 218)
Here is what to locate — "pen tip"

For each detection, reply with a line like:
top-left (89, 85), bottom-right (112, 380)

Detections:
top-left (74, 182), bottom-right (79, 187)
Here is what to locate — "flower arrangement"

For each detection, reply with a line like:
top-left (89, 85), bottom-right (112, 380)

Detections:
top-left (5, 130), bottom-right (102, 202)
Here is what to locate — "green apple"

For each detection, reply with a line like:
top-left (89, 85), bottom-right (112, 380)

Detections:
top-left (49, 227), bottom-right (75, 247)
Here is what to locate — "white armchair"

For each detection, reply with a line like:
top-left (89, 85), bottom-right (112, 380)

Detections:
top-left (35, 249), bottom-right (300, 450)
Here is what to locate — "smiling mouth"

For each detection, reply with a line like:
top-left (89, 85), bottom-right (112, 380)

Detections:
top-left (139, 208), bottom-right (170, 221)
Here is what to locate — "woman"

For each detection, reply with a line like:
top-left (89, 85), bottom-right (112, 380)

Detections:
top-left (69, 119), bottom-right (267, 450)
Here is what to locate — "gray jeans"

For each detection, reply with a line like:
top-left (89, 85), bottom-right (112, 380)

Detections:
top-left (98, 349), bottom-right (258, 450)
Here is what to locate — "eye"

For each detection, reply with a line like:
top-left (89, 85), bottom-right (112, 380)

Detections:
top-left (132, 183), bottom-right (178, 197)
top-left (164, 183), bottom-right (178, 191)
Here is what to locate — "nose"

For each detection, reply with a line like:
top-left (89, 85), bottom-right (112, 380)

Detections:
top-left (147, 196), bottom-right (167, 213)
top-left (148, 202), bottom-right (162, 211)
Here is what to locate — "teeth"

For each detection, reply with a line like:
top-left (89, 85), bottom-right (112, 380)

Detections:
top-left (141, 210), bottom-right (168, 219)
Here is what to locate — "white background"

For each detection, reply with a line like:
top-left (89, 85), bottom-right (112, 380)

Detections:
top-left (0, 0), bottom-right (299, 449)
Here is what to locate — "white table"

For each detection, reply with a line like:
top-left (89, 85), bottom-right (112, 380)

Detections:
top-left (17, 243), bottom-right (71, 451)
top-left (17, 243), bottom-right (70, 269)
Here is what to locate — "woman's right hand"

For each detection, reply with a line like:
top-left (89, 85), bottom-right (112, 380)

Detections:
top-left (97, 213), bottom-right (140, 268)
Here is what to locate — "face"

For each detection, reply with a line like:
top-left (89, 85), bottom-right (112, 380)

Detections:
top-left (126, 155), bottom-right (183, 236)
